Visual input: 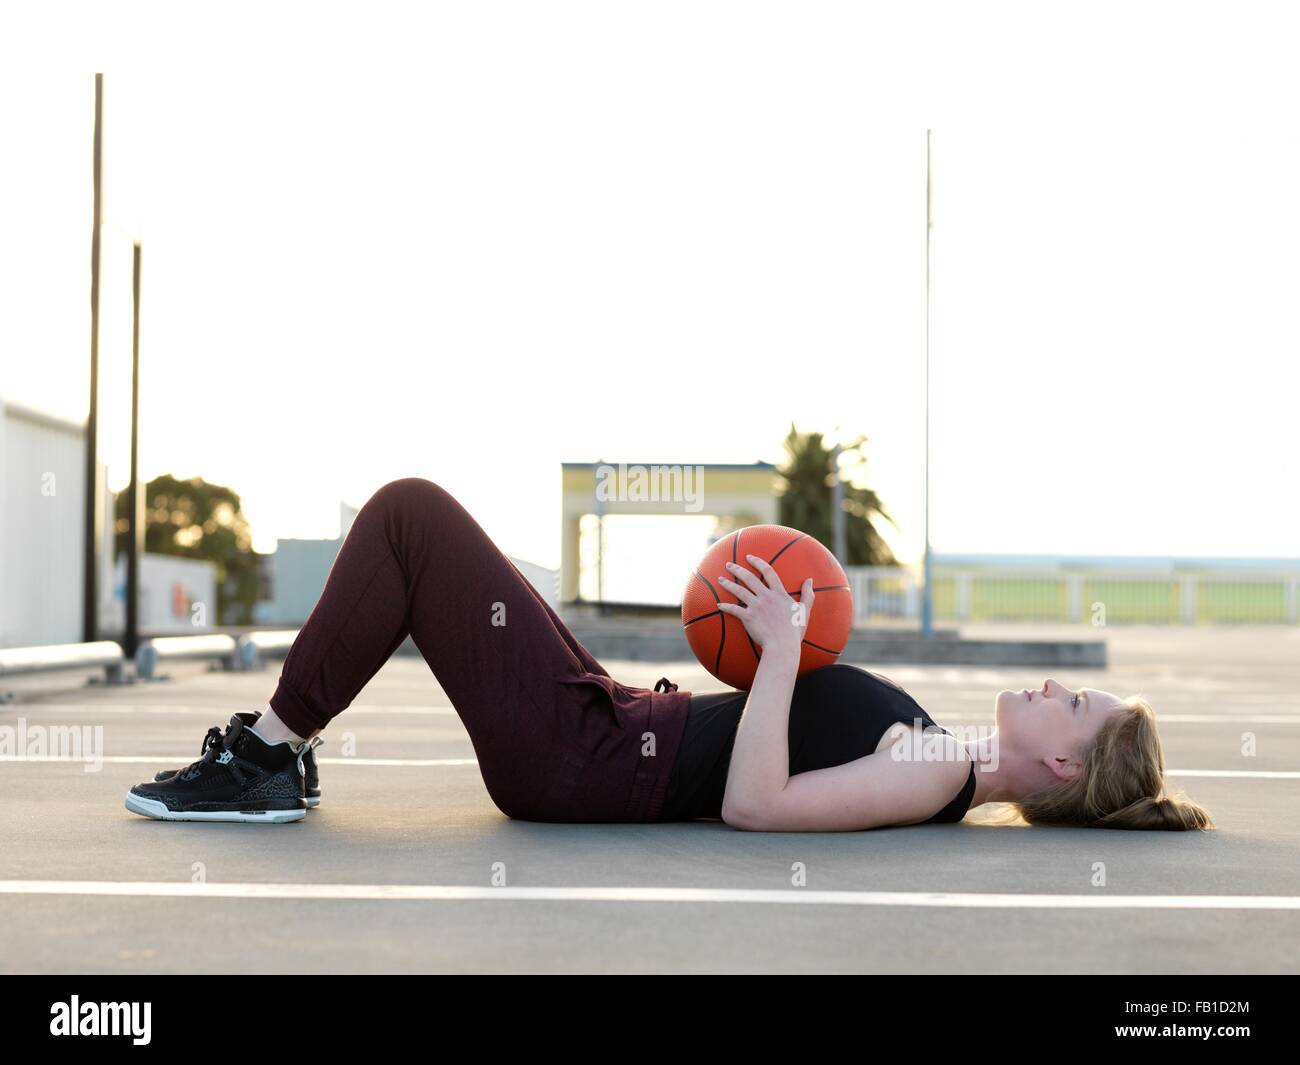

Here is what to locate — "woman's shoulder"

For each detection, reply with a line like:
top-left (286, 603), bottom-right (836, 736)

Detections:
top-left (797, 662), bottom-right (894, 688)
top-left (797, 663), bottom-right (926, 707)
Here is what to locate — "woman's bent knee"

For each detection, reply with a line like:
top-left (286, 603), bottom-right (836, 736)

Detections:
top-left (372, 476), bottom-right (446, 512)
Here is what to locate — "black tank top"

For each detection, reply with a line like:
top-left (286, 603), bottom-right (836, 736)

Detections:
top-left (661, 663), bottom-right (977, 824)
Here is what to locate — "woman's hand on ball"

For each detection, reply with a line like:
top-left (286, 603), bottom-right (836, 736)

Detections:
top-left (716, 554), bottom-right (815, 655)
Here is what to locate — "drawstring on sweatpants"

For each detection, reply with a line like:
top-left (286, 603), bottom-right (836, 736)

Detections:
top-left (653, 677), bottom-right (679, 693)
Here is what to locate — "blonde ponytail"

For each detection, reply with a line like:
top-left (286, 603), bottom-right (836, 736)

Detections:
top-left (1014, 698), bottom-right (1214, 831)
top-left (1094, 792), bottom-right (1214, 831)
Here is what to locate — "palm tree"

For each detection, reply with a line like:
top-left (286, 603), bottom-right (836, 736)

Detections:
top-left (776, 425), bottom-right (899, 566)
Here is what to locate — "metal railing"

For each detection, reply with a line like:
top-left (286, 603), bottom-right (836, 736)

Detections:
top-left (0, 630), bottom-right (302, 690)
top-left (134, 634), bottom-right (238, 680)
top-left (0, 640), bottom-right (127, 683)
top-left (236, 630), bottom-right (299, 671)
top-left (847, 566), bottom-right (1300, 626)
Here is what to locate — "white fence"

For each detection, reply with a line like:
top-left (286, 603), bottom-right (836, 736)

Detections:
top-left (847, 565), bottom-right (1300, 626)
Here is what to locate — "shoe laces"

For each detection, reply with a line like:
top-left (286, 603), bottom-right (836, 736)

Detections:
top-left (176, 726), bottom-right (226, 778)
top-left (178, 723), bottom-right (251, 782)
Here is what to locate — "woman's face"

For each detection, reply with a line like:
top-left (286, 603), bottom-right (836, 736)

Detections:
top-left (994, 679), bottom-right (1128, 781)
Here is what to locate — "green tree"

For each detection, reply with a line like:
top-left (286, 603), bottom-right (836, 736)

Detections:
top-left (112, 474), bottom-right (260, 624)
top-left (776, 424), bottom-right (899, 566)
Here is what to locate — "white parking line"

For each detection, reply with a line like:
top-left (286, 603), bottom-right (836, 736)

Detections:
top-left (930, 713), bottom-right (1300, 723)
top-left (0, 756), bottom-right (478, 767)
top-left (1, 756), bottom-right (1295, 777)
top-left (9, 705), bottom-right (1300, 723)
top-left (0, 881), bottom-right (1298, 909)
top-left (0, 704), bottom-right (458, 716)
top-left (1166, 769), bottom-right (1300, 779)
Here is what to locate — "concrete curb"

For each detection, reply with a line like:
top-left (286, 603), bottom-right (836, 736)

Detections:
top-left (552, 631), bottom-right (1107, 668)
top-left (391, 617), bottom-right (1107, 668)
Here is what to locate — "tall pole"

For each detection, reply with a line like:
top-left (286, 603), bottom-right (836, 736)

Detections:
top-left (921, 129), bottom-right (934, 637)
top-left (831, 431), bottom-right (846, 564)
top-left (83, 73), bottom-right (103, 643)
top-left (126, 242), bottom-right (143, 657)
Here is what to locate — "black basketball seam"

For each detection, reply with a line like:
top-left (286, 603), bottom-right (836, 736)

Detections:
top-left (692, 569), bottom-right (720, 604)
top-left (690, 570), bottom-right (726, 675)
top-left (767, 532), bottom-right (806, 565)
top-left (802, 637), bottom-right (844, 655)
top-left (724, 530), bottom-right (743, 676)
top-left (684, 609), bottom-right (721, 627)
top-left (788, 584), bottom-right (851, 596)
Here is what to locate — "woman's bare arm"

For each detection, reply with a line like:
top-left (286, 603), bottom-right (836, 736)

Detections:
top-left (726, 730), bottom-right (973, 832)
top-left (720, 644), bottom-right (800, 824)
top-left (713, 554), bottom-right (811, 824)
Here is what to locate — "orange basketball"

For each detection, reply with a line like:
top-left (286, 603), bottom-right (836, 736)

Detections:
top-left (681, 525), bottom-right (853, 690)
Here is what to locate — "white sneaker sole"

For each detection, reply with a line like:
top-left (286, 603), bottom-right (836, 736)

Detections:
top-left (125, 792), bottom-right (306, 823)
top-left (305, 795), bottom-right (321, 809)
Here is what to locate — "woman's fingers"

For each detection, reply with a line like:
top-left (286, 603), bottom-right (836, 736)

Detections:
top-left (745, 554), bottom-right (785, 593)
top-left (717, 575), bottom-right (755, 605)
top-left (717, 601), bottom-right (745, 617)
top-left (725, 561), bottom-right (766, 596)
top-left (798, 578), bottom-right (816, 623)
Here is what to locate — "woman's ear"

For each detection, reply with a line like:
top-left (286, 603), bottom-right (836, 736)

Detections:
top-left (1045, 753), bottom-right (1084, 782)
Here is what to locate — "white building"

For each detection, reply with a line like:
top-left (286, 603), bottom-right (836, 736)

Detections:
top-left (1, 393), bottom-right (225, 647)
top-left (107, 551), bottom-right (218, 635)
top-left (0, 395), bottom-right (116, 647)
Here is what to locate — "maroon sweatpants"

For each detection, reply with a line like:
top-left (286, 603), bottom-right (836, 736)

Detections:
top-left (269, 478), bottom-right (693, 822)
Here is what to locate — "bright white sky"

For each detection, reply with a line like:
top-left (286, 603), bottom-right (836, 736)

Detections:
top-left (2, 1), bottom-right (1297, 585)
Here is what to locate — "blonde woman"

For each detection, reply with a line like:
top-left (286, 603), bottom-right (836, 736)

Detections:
top-left (127, 478), bottom-right (1211, 833)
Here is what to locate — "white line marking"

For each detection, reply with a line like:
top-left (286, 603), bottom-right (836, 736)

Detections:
top-left (1, 704), bottom-right (457, 716)
top-left (936, 695), bottom-right (1300, 708)
top-left (1136, 714), bottom-right (1300, 723)
top-left (317, 757), bottom-right (479, 767)
top-left (1166, 769), bottom-right (1300, 779)
top-left (0, 881), bottom-right (1297, 909)
top-left (1, 757), bottom-right (1294, 777)
top-left (0, 756), bottom-right (479, 767)
top-left (7, 702), bottom-right (1300, 723)
top-left (935, 713), bottom-right (1300, 724)
top-left (11, 705), bottom-right (1300, 723)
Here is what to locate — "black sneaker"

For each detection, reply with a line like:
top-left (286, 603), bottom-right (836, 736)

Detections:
top-left (153, 712), bottom-right (323, 808)
top-left (126, 714), bottom-right (307, 823)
